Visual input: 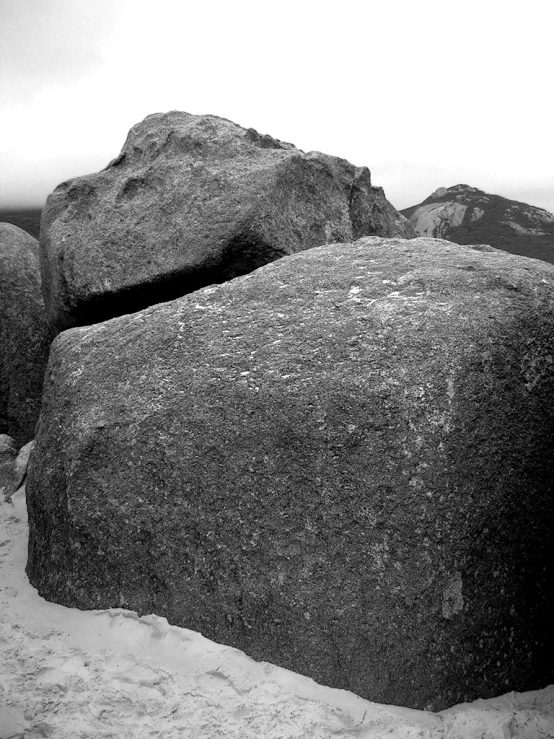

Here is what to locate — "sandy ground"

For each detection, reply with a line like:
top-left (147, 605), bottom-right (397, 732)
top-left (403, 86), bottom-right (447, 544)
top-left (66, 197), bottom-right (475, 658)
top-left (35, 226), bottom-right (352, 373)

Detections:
top-left (1, 490), bottom-right (553, 739)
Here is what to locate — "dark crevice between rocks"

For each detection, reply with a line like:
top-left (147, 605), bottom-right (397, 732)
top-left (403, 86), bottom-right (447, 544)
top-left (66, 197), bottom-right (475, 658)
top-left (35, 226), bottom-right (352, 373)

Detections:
top-left (348, 170), bottom-right (381, 240)
top-left (60, 235), bottom-right (288, 332)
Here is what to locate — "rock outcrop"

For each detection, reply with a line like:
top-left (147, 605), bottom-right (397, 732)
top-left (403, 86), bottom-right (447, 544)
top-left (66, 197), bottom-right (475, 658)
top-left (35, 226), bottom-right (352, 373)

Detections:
top-left (1, 439), bottom-right (35, 501)
top-left (0, 224), bottom-right (51, 446)
top-left (0, 434), bottom-right (17, 500)
top-left (40, 111), bottom-right (414, 334)
top-left (402, 184), bottom-right (554, 264)
top-left (26, 237), bottom-right (554, 710)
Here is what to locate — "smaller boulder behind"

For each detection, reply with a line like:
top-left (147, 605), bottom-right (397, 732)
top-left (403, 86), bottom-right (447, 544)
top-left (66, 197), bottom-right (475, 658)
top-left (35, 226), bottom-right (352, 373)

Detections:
top-left (40, 111), bottom-right (414, 333)
top-left (0, 224), bottom-right (52, 446)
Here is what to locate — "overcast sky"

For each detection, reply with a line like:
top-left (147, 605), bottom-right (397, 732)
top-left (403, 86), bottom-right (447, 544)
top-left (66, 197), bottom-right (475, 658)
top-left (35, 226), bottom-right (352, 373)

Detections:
top-left (1, 0), bottom-right (553, 213)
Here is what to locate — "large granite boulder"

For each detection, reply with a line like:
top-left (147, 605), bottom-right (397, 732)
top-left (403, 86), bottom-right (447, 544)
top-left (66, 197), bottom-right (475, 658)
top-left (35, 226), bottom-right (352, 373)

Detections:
top-left (40, 111), bottom-right (414, 334)
top-left (26, 237), bottom-right (554, 710)
top-left (0, 224), bottom-right (51, 446)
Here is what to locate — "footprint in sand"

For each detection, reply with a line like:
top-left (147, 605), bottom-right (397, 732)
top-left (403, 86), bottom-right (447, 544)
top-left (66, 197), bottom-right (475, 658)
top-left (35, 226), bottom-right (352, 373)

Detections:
top-left (101, 654), bottom-right (167, 698)
top-left (36, 654), bottom-right (91, 689)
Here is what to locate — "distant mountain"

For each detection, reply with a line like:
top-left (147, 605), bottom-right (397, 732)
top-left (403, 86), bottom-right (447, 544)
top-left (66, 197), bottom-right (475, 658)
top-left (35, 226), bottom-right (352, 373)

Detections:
top-left (0, 208), bottom-right (42, 240)
top-left (401, 185), bottom-right (554, 265)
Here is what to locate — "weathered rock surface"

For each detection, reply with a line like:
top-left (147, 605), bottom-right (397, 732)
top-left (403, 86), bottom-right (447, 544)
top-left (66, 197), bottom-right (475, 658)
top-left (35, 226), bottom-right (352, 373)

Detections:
top-left (40, 111), bottom-right (414, 334)
top-left (0, 434), bottom-right (17, 500)
top-left (1, 439), bottom-right (35, 501)
top-left (0, 434), bottom-right (17, 457)
top-left (0, 224), bottom-right (51, 446)
top-left (27, 237), bottom-right (554, 710)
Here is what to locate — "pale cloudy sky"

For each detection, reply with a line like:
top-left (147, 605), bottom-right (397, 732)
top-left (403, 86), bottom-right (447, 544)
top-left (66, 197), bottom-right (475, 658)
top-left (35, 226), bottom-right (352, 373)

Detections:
top-left (0, 0), bottom-right (552, 213)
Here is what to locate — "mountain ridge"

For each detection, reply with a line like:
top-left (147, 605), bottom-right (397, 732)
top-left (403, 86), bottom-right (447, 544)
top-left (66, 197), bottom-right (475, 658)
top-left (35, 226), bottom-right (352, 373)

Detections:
top-left (401, 185), bottom-right (554, 264)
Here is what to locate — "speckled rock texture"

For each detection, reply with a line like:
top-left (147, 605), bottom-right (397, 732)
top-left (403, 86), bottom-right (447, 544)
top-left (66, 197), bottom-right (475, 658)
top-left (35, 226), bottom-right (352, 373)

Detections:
top-left (0, 224), bottom-right (51, 446)
top-left (40, 111), bottom-right (414, 334)
top-left (0, 434), bottom-right (17, 500)
top-left (27, 237), bottom-right (554, 710)
top-left (1, 439), bottom-right (35, 501)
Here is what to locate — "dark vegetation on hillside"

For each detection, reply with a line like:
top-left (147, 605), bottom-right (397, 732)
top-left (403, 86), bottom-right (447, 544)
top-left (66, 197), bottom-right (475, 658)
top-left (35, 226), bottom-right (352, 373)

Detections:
top-left (0, 209), bottom-right (42, 239)
top-left (450, 220), bottom-right (554, 264)
top-left (446, 195), bottom-right (554, 264)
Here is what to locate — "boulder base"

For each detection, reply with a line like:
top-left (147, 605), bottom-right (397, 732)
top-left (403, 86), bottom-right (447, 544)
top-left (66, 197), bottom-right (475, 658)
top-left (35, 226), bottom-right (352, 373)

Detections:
top-left (27, 237), bottom-right (554, 710)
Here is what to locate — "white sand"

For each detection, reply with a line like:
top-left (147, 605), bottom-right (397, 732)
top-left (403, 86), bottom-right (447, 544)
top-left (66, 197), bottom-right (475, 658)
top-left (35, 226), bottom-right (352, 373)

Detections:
top-left (1, 490), bottom-right (552, 738)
